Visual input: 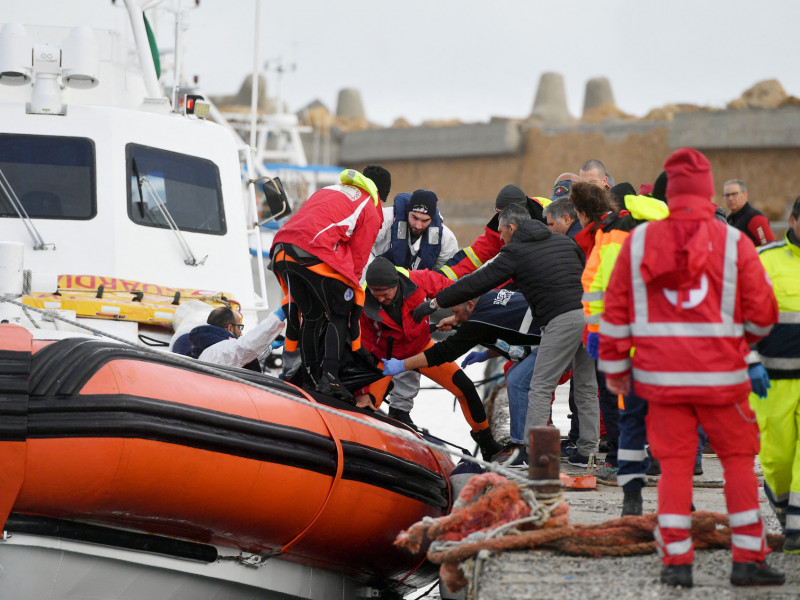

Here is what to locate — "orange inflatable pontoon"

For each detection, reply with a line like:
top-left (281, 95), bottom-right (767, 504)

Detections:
top-left (0, 325), bottom-right (454, 592)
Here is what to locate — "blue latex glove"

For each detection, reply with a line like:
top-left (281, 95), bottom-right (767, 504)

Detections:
top-left (270, 337), bottom-right (285, 350)
top-left (748, 363), bottom-right (771, 399)
top-left (461, 350), bottom-right (489, 368)
top-left (382, 358), bottom-right (406, 376)
top-left (587, 332), bottom-right (599, 360)
top-left (273, 306), bottom-right (286, 321)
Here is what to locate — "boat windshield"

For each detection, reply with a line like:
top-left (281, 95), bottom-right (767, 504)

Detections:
top-left (126, 144), bottom-right (226, 235)
top-left (0, 134), bottom-right (96, 220)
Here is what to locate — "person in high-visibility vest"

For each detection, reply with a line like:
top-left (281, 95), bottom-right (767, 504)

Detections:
top-left (749, 195), bottom-right (800, 554)
top-left (599, 148), bottom-right (783, 588)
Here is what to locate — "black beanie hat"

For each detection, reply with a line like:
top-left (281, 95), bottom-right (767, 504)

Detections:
top-left (652, 171), bottom-right (668, 203)
top-left (495, 184), bottom-right (527, 210)
top-left (610, 182), bottom-right (636, 206)
top-left (409, 189), bottom-right (438, 216)
top-left (363, 164), bottom-right (391, 203)
top-left (365, 257), bottom-right (399, 289)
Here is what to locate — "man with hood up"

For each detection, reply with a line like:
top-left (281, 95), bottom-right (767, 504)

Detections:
top-left (412, 203), bottom-right (600, 465)
top-left (598, 148), bottom-right (782, 588)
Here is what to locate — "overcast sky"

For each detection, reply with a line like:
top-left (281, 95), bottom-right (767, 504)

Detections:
top-left (5, 1), bottom-right (800, 126)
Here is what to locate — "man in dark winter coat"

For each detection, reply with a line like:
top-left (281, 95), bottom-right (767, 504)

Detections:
top-left (412, 204), bottom-right (600, 461)
top-left (437, 184), bottom-right (546, 281)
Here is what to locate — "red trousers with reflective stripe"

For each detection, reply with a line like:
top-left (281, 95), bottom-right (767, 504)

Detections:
top-left (368, 341), bottom-right (489, 433)
top-left (646, 399), bottom-right (767, 565)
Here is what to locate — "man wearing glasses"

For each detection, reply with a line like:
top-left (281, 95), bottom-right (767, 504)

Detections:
top-left (723, 179), bottom-right (775, 246)
top-left (184, 306), bottom-right (286, 371)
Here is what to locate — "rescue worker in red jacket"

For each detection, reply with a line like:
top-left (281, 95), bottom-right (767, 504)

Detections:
top-left (361, 258), bottom-right (503, 461)
top-left (437, 184), bottom-right (545, 281)
top-left (598, 148), bottom-right (783, 588)
top-left (271, 165), bottom-right (391, 402)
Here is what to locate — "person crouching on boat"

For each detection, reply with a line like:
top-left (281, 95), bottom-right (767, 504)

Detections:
top-left (270, 166), bottom-right (391, 403)
top-left (359, 257), bottom-right (503, 461)
top-left (183, 306), bottom-right (286, 371)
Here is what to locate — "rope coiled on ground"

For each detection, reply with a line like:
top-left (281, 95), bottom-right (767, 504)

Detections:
top-left (395, 472), bottom-right (786, 593)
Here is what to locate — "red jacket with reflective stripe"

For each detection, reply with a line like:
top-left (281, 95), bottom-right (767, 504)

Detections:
top-left (598, 194), bottom-right (778, 405)
top-left (360, 270), bottom-right (453, 360)
top-left (271, 184), bottom-right (383, 287)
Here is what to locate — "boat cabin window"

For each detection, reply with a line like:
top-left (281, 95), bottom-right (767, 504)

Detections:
top-left (126, 144), bottom-right (226, 235)
top-left (0, 134), bottom-right (96, 219)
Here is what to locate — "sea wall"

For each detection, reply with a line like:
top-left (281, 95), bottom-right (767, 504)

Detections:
top-left (325, 109), bottom-right (800, 244)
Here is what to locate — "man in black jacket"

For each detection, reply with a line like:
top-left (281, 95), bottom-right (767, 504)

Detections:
top-left (411, 204), bottom-right (600, 464)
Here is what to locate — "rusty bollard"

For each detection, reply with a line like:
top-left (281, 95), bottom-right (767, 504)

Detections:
top-left (528, 426), bottom-right (561, 499)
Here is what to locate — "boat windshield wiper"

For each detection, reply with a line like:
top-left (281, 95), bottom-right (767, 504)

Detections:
top-left (0, 166), bottom-right (55, 251)
top-left (133, 165), bottom-right (207, 267)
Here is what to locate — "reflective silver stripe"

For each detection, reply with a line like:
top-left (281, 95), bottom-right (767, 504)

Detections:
top-left (583, 291), bottom-right (604, 302)
top-left (634, 368), bottom-right (749, 386)
top-left (746, 350), bottom-right (761, 365)
top-left (617, 473), bottom-right (648, 487)
top-left (585, 314), bottom-right (601, 325)
top-left (744, 321), bottom-right (772, 336)
top-left (631, 322), bottom-right (744, 337)
top-left (729, 509), bottom-right (761, 528)
top-left (789, 491), bottom-right (800, 507)
top-left (630, 224), bottom-right (649, 323)
top-left (779, 311), bottom-right (800, 324)
top-left (787, 514), bottom-right (800, 530)
top-left (653, 528), bottom-right (692, 558)
top-left (731, 533), bottom-right (764, 552)
top-left (762, 356), bottom-right (800, 370)
top-left (618, 448), bottom-right (648, 461)
top-left (599, 320), bottom-right (630, 338)
top-left (519, 307), bottom-right (534, 334)
top-left (665, 538), bottom-right (693, 556)
top-left (774, 490), bottom-right (791, 504)
top-left (658, 514), bottom-right (692, 529)
top-left (628, 221), bottom-right (748, 341)
top-left (597, 357), bottom-right (630, 374)
top-left (311, 197), bottom-right (372, 243)
top-left (720, 226), bottom-right (739, 323)
top-left (653, 526), bottom-right (663, 545)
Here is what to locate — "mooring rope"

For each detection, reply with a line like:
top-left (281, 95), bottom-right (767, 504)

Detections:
top-left (394, 471), bottom-right (786, 594)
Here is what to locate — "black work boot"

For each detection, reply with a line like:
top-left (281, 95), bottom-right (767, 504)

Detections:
top-left (470, 429), bottom-right (503, 462)
top-left (387, 407), bottom-right (415, 428)
top-left (315, 369), bottom-right (355, 404)
top-left (783, 532), bottom-right (800, 553)
top-left (660, 564), bottom-right (693, 587)
top-left (730, 560), bottom-right (785, 586)
top-left (621, 488), bottom-right (643, 517)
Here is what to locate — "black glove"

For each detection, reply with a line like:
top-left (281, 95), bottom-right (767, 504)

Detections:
top-left (355, 346), bottom-right (379, 368)
top-left (411, 298), bottom-right (437, 323)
